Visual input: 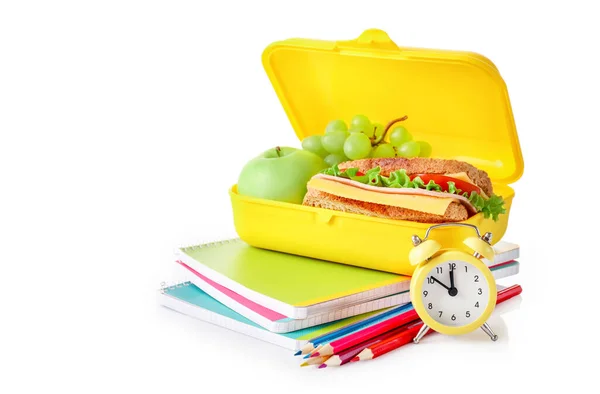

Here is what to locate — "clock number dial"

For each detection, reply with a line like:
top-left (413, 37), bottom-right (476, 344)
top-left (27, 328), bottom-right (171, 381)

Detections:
top-left (420, 260), bottom-right (489, 327)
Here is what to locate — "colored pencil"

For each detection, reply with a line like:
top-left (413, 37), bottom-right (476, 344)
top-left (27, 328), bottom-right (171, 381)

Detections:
top-left (305, 345), bottom-right (323, 358)
top-left (494, 284), bottom-right (523, 303)
top-left (300, 355), bottom-right (331, 367)
top-left (352, 322), bottom-right (424, 361)
top-left (311, 307), bottom-right (419, 357)
top-left (296, 342), bottom-right (316, 356)
top-left (352, 284), bottom-right (523, 362)
top-left (294, 302), bottom-right (412, 356)
top-left (317, 323), bottom-right (414, 368)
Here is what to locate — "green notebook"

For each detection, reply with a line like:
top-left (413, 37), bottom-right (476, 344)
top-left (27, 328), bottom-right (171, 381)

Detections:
top-left (175, 238), bottom-right (410, 319)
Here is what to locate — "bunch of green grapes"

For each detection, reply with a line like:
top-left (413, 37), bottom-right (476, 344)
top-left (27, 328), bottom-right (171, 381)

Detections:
top-left (301, 115), bottom-right (432, 166)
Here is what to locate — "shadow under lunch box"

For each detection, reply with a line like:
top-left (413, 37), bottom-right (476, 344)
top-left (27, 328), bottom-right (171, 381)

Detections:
top-left (229, 29), bottom-right (524, 276)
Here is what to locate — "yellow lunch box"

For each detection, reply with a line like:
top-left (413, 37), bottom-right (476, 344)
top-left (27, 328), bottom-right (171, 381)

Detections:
top-left (229, 29), bottom-right (524, 276)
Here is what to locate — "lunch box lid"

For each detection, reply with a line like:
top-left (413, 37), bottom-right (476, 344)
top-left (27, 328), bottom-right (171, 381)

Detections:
top-left (261, 29), bottom-right (524, 184)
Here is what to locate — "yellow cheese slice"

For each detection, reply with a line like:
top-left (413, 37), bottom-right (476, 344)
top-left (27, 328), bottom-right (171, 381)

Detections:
top-left (445, 172), bottom-right (475, 184)
top-left (307, 177), bottom-right (455, 216)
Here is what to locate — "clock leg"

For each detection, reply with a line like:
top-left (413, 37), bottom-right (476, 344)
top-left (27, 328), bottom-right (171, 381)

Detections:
top-left (481, 322), bottom-right (498, 341)
top-left (413, 324), bottom-right (430, 344)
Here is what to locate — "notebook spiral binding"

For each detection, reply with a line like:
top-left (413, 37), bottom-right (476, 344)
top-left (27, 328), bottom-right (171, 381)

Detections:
top-left (179, 237), bottom-right (241, 253)
top-left (167, 238), bottom-right (240, 293)
top-left (160, 280), bottom-right (192, 293)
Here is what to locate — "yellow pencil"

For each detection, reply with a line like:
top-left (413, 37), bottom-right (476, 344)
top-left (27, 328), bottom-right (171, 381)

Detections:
top-left (300, 355), bottom-right (331, 367)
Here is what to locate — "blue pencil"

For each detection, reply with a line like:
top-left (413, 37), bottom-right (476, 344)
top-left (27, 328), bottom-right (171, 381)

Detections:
top-left (295, 301), bottom-right (413, 356)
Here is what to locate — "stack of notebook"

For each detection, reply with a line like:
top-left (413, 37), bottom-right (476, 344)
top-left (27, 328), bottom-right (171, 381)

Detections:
top-left (158, 238), bottom-right (520, 350)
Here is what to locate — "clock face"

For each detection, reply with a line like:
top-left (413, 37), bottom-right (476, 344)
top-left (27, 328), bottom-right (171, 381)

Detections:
top-left (420, 259), bottom-right (490, 327)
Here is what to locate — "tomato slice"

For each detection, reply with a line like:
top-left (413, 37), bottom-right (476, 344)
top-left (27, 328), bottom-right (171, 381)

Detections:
top-left (356, 171), bottom-right (365, 176)
top-left (409, 174), bottom-right (481, 195)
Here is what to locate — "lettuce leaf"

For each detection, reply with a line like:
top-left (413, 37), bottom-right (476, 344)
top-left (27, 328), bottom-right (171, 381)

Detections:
top-left (343, 167), bottom-right (369, 183)
top-left (392, 169), bottom-right (411, 187)
top-left (481, 194), bottom-right (507, 221)
top-left (321, 165), bottom-right (344, 177)
top-left (447, 181), bottom-right (457, 194)
top-left (425, 180), bottom-right (442, 192)
top-left (368, 172), bottom-right (383, 187)
top-left (412, 176), bottom-right (425, 189)
top-left (468, 191), bottom-right (486, 211)
top-left (344, 168), bottom-right (360, 177)
top-left (350, 175), bottom-right (369, 183)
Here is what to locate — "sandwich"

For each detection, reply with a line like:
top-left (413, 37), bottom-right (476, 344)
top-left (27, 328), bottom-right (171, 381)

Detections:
top-left (302, 158), bottom-right (506, 223)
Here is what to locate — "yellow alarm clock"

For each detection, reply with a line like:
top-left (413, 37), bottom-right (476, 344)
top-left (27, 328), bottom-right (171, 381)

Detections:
top-left (408, 223), bottom-right (499, 343)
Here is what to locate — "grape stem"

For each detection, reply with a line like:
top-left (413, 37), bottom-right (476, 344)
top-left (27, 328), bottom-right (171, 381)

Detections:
top-left (275, 146), bottom-right (281, 157)
top-left (372, 115), bottom-right (408, 146)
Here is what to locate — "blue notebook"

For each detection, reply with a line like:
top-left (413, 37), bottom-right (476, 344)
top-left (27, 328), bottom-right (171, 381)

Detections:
top-left (158, 282), bottom-right (395, 350)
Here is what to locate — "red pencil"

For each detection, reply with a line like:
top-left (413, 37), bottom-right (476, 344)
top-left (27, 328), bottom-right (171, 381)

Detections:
top-left (317, 322), bottom-right (415, 368)
top-left (352, 322), bottom-right (427, 361)
top-left (311, 308), bottom-right (419, 358)
top-left (352, 284), bottom-right (523, 362)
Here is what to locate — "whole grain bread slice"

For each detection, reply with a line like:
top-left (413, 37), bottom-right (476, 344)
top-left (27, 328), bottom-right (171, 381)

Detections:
top-left (303, 188), bottom-right (468, 223)
top-left (338, 158), bottom-right (493, 196)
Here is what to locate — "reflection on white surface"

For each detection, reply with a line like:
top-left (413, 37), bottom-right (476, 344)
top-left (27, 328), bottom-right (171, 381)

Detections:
top-left (411, 295), bottom-right (521, 345)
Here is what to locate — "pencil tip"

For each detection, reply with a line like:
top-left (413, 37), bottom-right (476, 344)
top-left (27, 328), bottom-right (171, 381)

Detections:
top-left (310, 352), bottom-right (320, 358)
top-left (294, 350), bottom-right (302, 356)
top-left (303, 354), bottom-right (311, 359)
top-left (351, 357), bottom-right (360, 363)
top-left (318, 364), bottom-right (327, 369)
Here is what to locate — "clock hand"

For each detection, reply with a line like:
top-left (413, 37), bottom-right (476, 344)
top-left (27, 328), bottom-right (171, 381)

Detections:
top-left (430, 276), bottom-right (451, 291)
top-left (448, 269), bottom-right (458, 297)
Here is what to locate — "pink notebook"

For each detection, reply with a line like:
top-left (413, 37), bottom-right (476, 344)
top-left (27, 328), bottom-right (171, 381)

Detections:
top-left (176, 261), bottom-right (411, 333)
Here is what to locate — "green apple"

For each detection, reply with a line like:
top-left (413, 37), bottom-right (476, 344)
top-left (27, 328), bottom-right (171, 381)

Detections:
top-left (237, 146), bottom-right (326, 204)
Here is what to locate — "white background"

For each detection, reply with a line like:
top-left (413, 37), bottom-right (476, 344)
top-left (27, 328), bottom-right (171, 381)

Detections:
top-left (1, 1), bottom-right (598, 393)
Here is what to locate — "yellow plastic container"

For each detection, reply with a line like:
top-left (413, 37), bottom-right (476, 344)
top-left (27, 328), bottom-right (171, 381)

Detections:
top-left (229, 29), bottom-right (523, 276)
